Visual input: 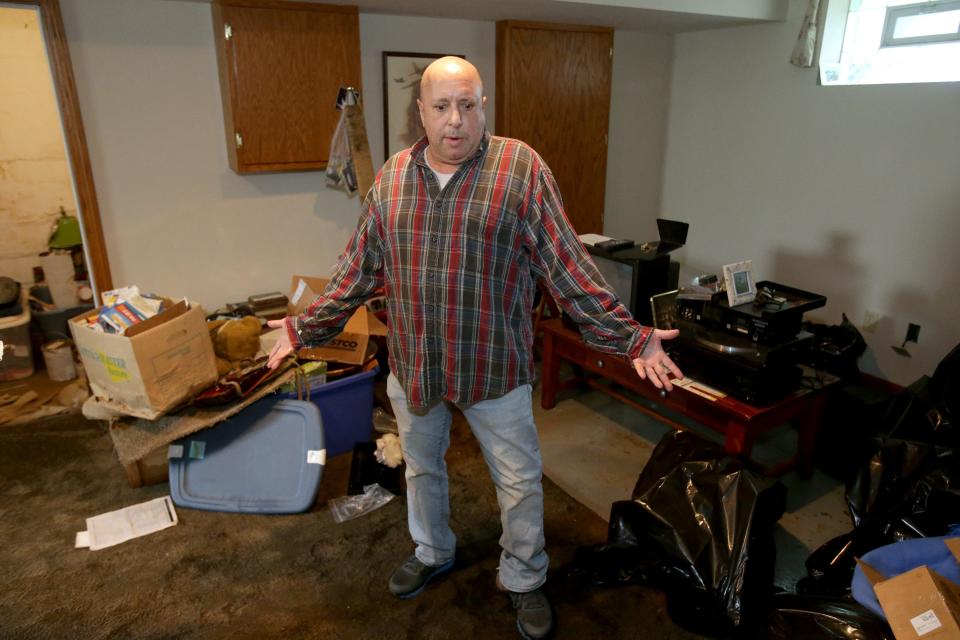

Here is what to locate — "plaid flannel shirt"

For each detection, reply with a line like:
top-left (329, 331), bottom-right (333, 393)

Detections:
top-left (286, 133), bottom-right (651, 408)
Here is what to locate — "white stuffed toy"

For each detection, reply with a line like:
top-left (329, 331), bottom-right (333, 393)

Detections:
top-left (375, 433), bottom-right (403, 468)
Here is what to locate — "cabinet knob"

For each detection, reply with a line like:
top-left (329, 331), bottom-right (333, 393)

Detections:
top-left (596, 359), bottom-right (604, 369)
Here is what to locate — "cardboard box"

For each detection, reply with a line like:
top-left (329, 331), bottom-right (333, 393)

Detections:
top-left (121, 445), bottom-right (169, 488)
top-left (859, 538), bottom-right (960, 640)
top-left (287, 275), bottom-right (387, 365)
top-left (70, 299), bottom-right (218, 420)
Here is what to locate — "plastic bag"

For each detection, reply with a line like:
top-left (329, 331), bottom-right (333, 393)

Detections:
top-left (325, 107), bottom-right (357, 194)
top-left (347, 442), bottom-right (404, 497)
top-left (755, 593), bottom-right (893, 639)
top-left (373, 407), bottom-right (399, 435)
top-left (799, 360), bottom-right (960, 597)
top-left (571, 430), bottom-right (786, 636)
top-left (328, 483), bottom-right (395, 523)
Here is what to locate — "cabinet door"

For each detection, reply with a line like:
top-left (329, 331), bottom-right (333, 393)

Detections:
top-left (496, 21), bottom-right (612, 234)
top-left (213, 1), bottom-right (361, 173)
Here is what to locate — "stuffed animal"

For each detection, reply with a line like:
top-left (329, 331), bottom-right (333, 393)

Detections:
top-left (375, 433), bottom-right (403, 468)
top-left (207, 316), bottom-right (262, 376)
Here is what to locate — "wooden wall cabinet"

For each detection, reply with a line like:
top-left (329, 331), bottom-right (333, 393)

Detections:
top-left (496, 21), bottom-right (613, 234)
top-left (211, 0), bottom-right (361, 174)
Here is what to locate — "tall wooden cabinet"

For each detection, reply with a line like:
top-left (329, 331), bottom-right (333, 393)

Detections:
top-left (496, 21), bottom-right (613, 234)
top-left (212, 0), bottom-right (361, 174)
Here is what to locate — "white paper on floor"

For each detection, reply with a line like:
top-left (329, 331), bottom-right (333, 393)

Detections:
top-left (75, 496), bottom-right (178, 550)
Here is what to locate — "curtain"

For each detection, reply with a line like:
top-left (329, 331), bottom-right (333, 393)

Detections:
top-left (791, 0), bottom-right (825, 68)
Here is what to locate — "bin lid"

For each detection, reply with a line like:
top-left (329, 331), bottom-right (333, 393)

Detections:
top-left (169, 397), bottom-right (324, 514)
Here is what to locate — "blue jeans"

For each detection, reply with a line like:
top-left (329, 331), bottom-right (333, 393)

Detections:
top-left (387, 373), bottom-right (548, 592)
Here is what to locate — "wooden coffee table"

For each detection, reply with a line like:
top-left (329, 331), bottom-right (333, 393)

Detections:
top-left (539, 318), bottom-right (838, 477)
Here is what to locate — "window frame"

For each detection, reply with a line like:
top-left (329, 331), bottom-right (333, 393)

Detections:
top-left (819, 0), bottom-right (960, 85)
top-left (880, 0), bottom-right (960, 48)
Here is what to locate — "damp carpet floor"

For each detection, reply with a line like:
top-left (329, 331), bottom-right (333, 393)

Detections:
top-left (0, 409), bottom-right (703, 640)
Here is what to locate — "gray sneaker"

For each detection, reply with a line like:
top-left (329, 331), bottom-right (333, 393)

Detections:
top-left (508, 588), bottom-right (553, 639)
top-left (388, 554), bottom-right (454, 599)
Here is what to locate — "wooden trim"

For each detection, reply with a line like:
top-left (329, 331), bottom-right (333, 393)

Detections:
top-left (234, 160), bottom-right (328, 173)
top-left (7, 0), bottom-right (113, 293)
top-left (861, 372), bottom-right (904, 396)
top-left (496, 19), bottom-right (614, 34)
top-left (211, 1), bottom-right (239, 172)
top-left (213, 0), bottom-right (358, 14)
top-left (495, 21), bottom-right (510, 135)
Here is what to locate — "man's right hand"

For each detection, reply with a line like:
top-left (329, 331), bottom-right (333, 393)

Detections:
top-left (266, 319), bottom-right (294, 369)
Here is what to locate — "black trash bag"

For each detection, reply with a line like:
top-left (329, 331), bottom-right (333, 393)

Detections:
top-left (799, 439), bottom-right (960, 597)
top-left (347, 442), bottom-right (405, 496)
top-left (753, 593), bottom-right (893, 640)
top-left (847, 438), bottom-right (960, 534)
top-left (796, 529), bottom-right (892, 597)
top-left (931, 342), bottom-right (960, 423)
top-left (875, 375), bottom-right (953, 446)
top-left (577, 430), bottom-right (787, 637)
top-left (798, 356), bottom-right (960, 597)
top-left (803, 313), bottom-right (868, 383)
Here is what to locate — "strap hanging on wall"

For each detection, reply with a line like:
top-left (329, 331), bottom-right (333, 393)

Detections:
top-left (326, 87), bottom-right (375, 201)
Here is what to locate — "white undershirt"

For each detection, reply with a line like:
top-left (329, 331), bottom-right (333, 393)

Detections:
top-left (425, 150), bottom-right (455, 189)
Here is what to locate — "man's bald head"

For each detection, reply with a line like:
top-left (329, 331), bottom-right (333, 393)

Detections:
top-left (417, 56), bottom-right (487, 173)
top-left (420, 56), bottom-right (484, 98)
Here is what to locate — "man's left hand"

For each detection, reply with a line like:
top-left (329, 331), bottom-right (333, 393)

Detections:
top-left (632, 329), bottom-right (683, 392)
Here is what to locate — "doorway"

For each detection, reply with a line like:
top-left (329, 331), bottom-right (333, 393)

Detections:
top-left (0, 0), bottom-right (109, 415)
top-left (1, 0), bottom-right (111, 296)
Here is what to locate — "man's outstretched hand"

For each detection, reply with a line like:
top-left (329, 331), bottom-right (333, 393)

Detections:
top-left (266, 319), bottom-right (294, 369)
top-left (632, 328), bottom-right (683, 392)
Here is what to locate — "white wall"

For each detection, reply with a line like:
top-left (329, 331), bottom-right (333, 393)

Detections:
top-left (662, 0), bottom-right (960, 384)
top-left (603, 29), bottom-right (672, 241)
top-left (58, 0), bottom-right (495, 311)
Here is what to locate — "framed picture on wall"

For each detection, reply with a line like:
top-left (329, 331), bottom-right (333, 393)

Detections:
top-left (382, 52), bottom-right (464, 159)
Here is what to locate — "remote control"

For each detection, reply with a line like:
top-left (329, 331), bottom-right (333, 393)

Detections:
top-left (595, 238), bottom-right (635, 252)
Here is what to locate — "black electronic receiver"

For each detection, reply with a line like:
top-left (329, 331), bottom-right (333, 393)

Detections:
top-left (595, 238), bottom-right (635, 252)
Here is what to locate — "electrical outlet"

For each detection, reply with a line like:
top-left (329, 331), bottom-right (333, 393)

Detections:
top-left (862, 309), bottom-right (882, 333)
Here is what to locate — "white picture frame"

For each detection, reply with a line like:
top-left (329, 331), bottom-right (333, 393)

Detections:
top-left (723, 260), bottom-right (756, 307)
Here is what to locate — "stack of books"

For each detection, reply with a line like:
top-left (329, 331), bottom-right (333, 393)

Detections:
top-left (248, 291), bottom-right (288, 321)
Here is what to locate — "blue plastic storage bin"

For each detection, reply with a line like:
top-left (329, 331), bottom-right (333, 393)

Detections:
top-left (284, 365), bottom-right (378, 458)
top-left (169, 397), bottom-right (324, 514)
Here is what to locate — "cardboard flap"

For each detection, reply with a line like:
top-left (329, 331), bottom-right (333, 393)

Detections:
top-left (286, 274), bottom-right (385, 365)
top-left (342, 306), bottom-right (369, 333)
top-left (367, 309), bottom-right (388, 336)
top-left (947, 537), bottom-right (960, 565)
top-left (289, 275), bottom-right (330, 316)
top-left (126, 299), bottom-right (186, 338)
top-left (857, 558), bottom-right (888, 586)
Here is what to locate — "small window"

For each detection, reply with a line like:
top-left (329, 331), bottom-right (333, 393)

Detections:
top-left (820, 0), bottom-right (960, 85)
top-left (882, 0), bottom-right (960, 46)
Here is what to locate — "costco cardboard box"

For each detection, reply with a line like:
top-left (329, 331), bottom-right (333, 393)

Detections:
top-left (70, 299), bottom-right (218, 420)
top-left (287, 275), bottom-right (387, 365)
top-left (858, 538), bottom-right (960, 640)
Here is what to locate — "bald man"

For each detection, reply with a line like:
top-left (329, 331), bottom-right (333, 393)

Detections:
top-left (269, 57), bottom-right (681, 639)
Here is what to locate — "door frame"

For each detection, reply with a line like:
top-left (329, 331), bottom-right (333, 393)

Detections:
top-left (6, 0), bottom-right (112, 293)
